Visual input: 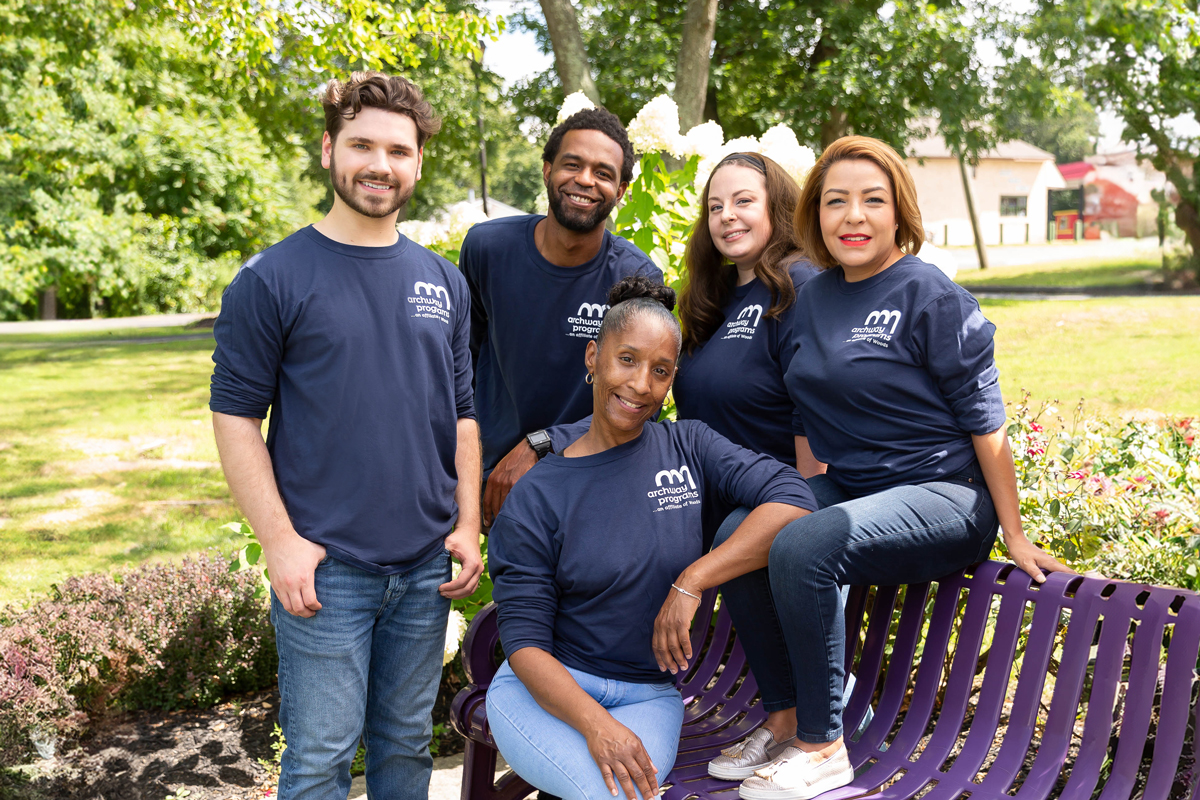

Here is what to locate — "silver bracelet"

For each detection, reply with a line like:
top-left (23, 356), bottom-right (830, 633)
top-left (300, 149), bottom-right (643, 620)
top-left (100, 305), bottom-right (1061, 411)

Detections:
top-left (671, 583), bottom-right (701, 602)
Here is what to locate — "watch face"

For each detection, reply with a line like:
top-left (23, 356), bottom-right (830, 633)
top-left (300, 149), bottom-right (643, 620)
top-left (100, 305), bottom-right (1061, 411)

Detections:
top-left (527, 431), bottom-right (552, 457)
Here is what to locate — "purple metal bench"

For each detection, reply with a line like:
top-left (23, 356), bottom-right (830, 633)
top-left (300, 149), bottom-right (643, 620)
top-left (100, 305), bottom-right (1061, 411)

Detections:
top-left (451, 561), bottom-right (1200, 800)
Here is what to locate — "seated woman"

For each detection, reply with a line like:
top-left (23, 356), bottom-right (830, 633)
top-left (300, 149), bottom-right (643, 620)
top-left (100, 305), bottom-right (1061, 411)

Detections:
top-left (660, 136), bottom-right (1074, 799)
top-left (485, 276), bottom-right (819, 800)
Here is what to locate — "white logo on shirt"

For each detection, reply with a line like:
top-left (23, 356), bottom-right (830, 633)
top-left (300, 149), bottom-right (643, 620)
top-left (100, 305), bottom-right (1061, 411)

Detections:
top-left (648, 464), bottom-right (700, 511)
top-left (566, 300), bottom-right (609, 339)
top-left (864, 309), bottom-right (902, 333)
top-left (414, 281), bottom-right (451, 308)
top-left (845, 308), bottom-right (902, 347)
top-left (408, 281), bottom-right (451, 323)
top-left (721, 303), bottom-right (763, 341)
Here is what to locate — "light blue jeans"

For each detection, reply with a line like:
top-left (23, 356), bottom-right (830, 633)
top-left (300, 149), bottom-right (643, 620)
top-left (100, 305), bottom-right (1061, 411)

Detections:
top-left (271, 552), bottom-right (452, 800)
top-left (487, 659), bottom-right (685, 800)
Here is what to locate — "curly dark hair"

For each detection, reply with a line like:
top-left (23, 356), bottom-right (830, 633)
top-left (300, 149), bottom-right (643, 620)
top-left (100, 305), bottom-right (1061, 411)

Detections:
top-left (542, 107), bottom-right (636, 183)
top-left (596, 275), bottom-right (680, 353)
top-left (322, 71), bottom-right (441, 148)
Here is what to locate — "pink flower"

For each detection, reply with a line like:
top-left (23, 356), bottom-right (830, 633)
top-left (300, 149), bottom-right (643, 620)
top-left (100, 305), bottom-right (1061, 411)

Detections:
top-left (1029, 422), bottom-right (1044, 433)
top-left (1029, 445), bottom-right (1046, 456)
top-left (1066, 470), bottom-right (1088, 480)
top-left (1154, 509), bottom-right (1171, 520)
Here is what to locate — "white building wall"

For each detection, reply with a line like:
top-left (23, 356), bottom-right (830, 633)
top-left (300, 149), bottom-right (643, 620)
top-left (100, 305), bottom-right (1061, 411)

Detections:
top-left (906, 157), bottom-right (1065, 246)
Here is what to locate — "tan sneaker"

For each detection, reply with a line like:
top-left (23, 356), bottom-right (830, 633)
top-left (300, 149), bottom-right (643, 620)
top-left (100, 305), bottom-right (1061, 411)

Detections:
top-left (738, 744), bottom-right (853, 800)
top-left (708, 728), bottom-right (796, 780)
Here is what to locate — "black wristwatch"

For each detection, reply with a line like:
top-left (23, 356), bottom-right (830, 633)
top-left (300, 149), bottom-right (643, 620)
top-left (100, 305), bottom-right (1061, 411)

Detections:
top-left (526, 429), bottom-right (553, 460)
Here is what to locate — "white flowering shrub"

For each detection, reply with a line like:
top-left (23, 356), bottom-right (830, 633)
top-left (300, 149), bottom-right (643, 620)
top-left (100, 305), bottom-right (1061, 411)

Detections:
top-left (398, 201), bottom-right (489, 263)
top-left (443, 609), bottom-right (469, 666)
top-left (557, 91), bottom-right (597, 124)
top-left (626, 95), bottom-right (686, 159)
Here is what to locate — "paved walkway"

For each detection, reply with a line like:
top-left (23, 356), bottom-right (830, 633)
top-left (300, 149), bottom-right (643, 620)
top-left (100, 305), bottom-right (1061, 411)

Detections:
top-left (347, 752), bottom-right (511, 800)
top-left (0, 312), bottom-right (215, 335)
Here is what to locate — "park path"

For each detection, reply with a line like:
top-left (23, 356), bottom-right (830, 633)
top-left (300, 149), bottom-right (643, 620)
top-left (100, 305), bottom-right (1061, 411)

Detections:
top-left (345, 752), bottom-right (490, 800)
top-left (0, 311), bottom-right (215, 335)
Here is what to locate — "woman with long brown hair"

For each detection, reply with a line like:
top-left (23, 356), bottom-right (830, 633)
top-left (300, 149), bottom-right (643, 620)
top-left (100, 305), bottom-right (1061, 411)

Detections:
top-left (668, 152), bottom-right (833, 782)
top-left (675, 152), bottom-right (820, 471)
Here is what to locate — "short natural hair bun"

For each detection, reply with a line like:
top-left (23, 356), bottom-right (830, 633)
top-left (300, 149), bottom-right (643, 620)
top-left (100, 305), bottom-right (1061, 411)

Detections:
top-left (607, 275), bottom-right (676, 312)
top-left (596, 275), bottom-right (681, 354)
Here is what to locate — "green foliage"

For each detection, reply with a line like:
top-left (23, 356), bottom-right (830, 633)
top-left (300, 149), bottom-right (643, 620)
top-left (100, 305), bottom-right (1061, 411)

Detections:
top-left (613, 153), bottom-right (701, 291)
top-left (167, 0), bottom-right (501, 83)
top-left (1004, 0), bottom-right (1200, 256)
top-left (997, 90), bottom-right (1100, 164)
top-left (510, 0), bottom-right (1003, 158)
top-left (1005, 394), bottom-right (1200, 590)
top-left (0, 0), bottom-right (320, 319)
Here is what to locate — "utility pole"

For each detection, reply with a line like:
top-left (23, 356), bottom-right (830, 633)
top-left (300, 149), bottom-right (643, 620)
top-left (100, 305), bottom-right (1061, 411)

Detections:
top-left (474, 41), bottom-right (490, 217)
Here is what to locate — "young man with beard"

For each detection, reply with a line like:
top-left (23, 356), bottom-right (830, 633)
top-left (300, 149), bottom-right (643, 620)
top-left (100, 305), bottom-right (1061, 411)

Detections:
top-left (460, 108), bottom-right (663, 523)
top-left (209, 72), bottom-right (482, 800)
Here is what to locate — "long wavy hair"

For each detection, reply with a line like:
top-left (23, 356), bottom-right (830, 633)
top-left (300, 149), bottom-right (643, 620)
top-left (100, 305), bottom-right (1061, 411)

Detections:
top-left (679, 152), bottom-right (804, 353)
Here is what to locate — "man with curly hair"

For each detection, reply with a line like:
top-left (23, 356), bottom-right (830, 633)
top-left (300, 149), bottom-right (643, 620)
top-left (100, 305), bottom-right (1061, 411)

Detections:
top-left (210, 72), bottom-right (482, 800)
top-left (461, 108), bottom-right (663, 524)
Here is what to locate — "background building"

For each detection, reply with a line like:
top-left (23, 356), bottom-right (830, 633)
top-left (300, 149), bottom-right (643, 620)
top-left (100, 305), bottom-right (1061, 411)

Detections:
top-left (906, 133), bottom-right (1065, 245)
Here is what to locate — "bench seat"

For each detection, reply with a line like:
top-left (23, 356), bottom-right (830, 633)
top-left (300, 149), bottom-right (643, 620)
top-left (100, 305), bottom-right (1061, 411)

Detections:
top-left (451, 561), bottom-right (1200, 800)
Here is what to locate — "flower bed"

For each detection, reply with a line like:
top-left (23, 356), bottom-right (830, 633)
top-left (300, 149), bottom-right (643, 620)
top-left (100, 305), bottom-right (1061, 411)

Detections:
top-left (1005, 394), bottom-right (1200, 590)
top-left (0, 553), bottom-right (275, 766)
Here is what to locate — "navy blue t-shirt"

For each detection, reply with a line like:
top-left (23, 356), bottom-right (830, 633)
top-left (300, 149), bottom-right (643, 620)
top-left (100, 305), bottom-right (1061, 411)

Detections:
top-left (489, 419), bottom-right (816, 685)
top-left (209, 226), bottom-right (474, 574)
top-left (674, 261), bottom-right (819, 464)
top-left (460, 215), bottom-right (662, 472)
top-left (785, 255), bottom-right (1006, 496)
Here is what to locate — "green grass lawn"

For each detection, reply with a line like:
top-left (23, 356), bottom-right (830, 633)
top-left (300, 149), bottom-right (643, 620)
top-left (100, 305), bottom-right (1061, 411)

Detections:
top-left (983, 296), bottom-right (1200, 416)
top-left (957, 254), bottom-right (1162, 288)
top-left (2, 296), bottom-right (1198, 605)
top-left (0, 332), bottom-right (238, 605)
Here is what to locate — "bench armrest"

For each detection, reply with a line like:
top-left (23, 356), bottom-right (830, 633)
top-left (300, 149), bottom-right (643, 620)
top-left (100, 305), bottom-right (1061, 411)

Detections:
top-left (461, 602), bottom-right (503, 687)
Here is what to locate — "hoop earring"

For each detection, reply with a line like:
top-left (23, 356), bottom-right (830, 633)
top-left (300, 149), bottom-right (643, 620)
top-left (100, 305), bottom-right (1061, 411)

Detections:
top-left (585, 373), bottom-right (594, 384)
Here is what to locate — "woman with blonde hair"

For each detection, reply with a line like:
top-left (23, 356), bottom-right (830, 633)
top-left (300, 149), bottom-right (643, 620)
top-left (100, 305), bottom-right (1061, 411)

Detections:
top-left (651, 136), bottom-right (1073, 799)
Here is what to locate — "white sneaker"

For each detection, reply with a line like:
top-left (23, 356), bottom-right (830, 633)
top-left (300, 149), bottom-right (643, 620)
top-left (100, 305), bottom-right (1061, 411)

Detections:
top-left (708, 727), bottom-right (797, 780)
top-left (737, 745), bottom-right (853, 800)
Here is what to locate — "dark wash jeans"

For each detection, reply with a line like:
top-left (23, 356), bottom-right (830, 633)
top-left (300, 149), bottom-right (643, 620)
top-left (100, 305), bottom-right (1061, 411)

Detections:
top-left (713, 461), bottom-right (998, 745)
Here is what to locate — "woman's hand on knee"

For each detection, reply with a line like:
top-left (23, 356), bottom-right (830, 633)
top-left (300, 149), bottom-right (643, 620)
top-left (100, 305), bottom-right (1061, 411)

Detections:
top-left (653, 587), bottom-right (699, 675)
top-left (585, 715), bottom-right (659, 798)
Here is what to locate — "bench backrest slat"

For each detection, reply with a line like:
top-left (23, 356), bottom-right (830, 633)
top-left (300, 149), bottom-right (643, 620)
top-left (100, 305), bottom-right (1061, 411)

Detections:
top-left (452, 560), bottom-right (1200, 800)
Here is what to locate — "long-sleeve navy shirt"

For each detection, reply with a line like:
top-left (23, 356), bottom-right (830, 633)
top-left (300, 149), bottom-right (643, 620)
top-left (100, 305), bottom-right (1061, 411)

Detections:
top-left (674, 261), bottom-right (819, 464)
top-left (489, 419), bottom-right (816, 684)
top-left (209, 226), bottom-right (474, 574)
top-left (784, 255), bottom-right (1006, 496)
top-left (460, 215), bottom-right (662, 473)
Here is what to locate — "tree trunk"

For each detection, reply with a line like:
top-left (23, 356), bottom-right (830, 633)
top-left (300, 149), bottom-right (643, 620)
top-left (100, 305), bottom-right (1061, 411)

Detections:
top-left (538, 0), bottom-right (601, 103)
top-left (820, 105), bottom-right (849, 147)
top-left (673, 0), bottom-right (718, 133)
top-left (958, 155), bottom-right (989, 270)
top-left (1176, 198), bottom-right (1200, 259)
top-left (40, 285), bottom-right (57, 321)
top-left (703, 82), bottom-right (720, 127)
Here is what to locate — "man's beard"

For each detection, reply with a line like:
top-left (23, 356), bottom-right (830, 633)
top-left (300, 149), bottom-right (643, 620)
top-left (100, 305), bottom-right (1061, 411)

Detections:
top-left (330, 151), bottom-right (413, 219)
top-left (547, 182), bottom-right (616, 233)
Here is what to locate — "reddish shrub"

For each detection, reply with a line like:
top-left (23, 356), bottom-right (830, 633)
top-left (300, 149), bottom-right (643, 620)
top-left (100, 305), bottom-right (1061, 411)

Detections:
top-left (0, 553), bottom-right (275, 765)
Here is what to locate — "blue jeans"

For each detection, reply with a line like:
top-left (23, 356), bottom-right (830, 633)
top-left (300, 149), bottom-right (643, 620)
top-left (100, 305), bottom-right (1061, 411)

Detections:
top-left (719, 463), bottom-right (998, 744)
top-left (487, 660), bottom-right (685, 800)
top-left (271, 552), bottom-right (452, 800)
